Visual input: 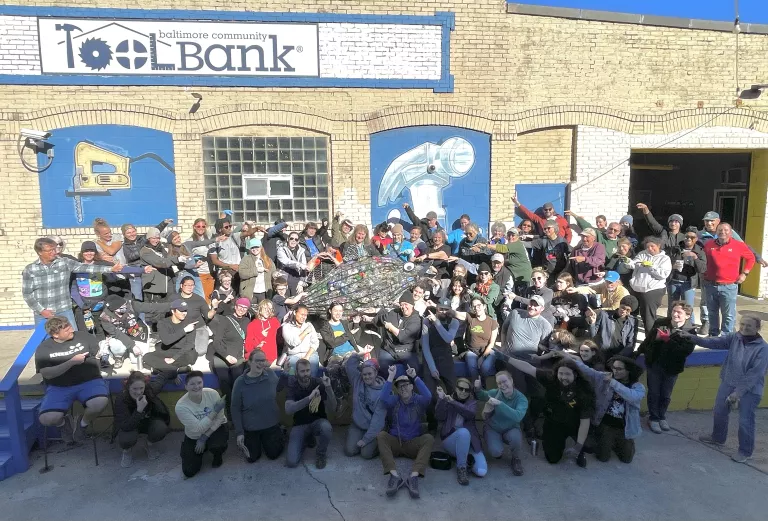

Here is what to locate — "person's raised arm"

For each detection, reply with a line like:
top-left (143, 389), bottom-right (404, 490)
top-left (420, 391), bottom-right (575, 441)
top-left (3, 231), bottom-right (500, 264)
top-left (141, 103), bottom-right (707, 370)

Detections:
top-left (492, 349), bottom-right (537, 376)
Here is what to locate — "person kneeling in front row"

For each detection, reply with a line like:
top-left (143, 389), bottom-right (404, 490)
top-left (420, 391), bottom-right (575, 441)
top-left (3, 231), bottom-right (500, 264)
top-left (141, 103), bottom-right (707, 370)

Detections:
top-left (175, 371), bottom-right (229, 478)
top-left (116, 370), bottom-right (172, 468)
top-left (36, 316), bottom-right (109, 443)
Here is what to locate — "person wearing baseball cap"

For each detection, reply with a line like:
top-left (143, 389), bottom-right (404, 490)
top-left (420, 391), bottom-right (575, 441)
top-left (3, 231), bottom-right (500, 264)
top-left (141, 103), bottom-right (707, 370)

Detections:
top-left (511, 195), bottom-right (572, 243)
top-left (635, 202), bottom-right (685, 256)
top-left (528, 219), bottom-right (570, 280)
top-left (485, 227), bottom-right (534, 290)
top-left (568, 228), bottom-right (607, 284)
top-left (401, 201), bottom-right (444, 245)
top-left (143, 298), bottom-right (198, 377)
top-left (572, 270), bottom-right (630, 312)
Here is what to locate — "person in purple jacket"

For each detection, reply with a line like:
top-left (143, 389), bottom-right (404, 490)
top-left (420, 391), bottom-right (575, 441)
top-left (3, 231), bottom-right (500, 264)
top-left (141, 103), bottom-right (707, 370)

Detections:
top-left (376, 365), bottom-right (433, 499)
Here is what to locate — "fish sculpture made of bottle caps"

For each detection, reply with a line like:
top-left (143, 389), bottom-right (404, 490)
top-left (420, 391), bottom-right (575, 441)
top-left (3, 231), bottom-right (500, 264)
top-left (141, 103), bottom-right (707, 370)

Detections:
top-left (303, 256), bottom-right (427, 316)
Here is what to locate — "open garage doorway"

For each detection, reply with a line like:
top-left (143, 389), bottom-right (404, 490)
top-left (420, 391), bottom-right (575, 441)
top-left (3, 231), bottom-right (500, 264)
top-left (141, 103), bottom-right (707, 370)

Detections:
top-left (628, 152), bottom-right (751, 239)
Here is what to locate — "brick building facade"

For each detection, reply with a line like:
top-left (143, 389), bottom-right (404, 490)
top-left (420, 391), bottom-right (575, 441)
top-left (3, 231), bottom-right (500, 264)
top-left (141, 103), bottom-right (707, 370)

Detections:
top-left (1, 0), bottom-right (767, 325)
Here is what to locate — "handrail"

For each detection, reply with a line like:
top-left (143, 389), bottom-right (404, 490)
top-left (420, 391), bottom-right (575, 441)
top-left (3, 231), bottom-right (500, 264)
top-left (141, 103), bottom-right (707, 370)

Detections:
top-left (0, 322), bottom-right (48, 392)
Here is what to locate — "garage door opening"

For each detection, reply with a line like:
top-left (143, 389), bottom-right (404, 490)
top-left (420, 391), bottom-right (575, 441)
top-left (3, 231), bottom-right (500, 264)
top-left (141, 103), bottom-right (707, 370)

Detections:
top-left (629, 152), bottom-right (751, 239)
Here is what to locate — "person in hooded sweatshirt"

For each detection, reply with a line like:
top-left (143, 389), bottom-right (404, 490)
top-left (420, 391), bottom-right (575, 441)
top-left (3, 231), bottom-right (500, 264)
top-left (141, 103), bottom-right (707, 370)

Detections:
top-left (586, 295), bottom-right (639, 358)
top-left (436, 378), bottom-right (486, 485)
top-left (343, 354), bottom-right (386, 459)
top-left (231, 349), bottom-right (285, 463)
top-left (628, 236), bottom-right (672, 332)
top-left (685, 315), bottom-right (768, 464)
top-left (636, 301), bottom-right (697, 434)
top-left (636, 203), bottom-right (685, 256)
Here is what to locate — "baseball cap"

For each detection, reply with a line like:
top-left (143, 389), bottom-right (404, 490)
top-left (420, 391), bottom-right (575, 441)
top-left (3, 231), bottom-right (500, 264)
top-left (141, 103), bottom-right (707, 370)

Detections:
top-left (530, 295), bottom-right (546, 307)
top-left (80, 240), bottom-right (97, 253)
top-left (542, 202), bottom-right (554, 210)
top-left (426, 211), bottom-right (438, 220)
top-left (702, 211), bottom-right (720, 221)
top-left (394, 375), bottom-right (411, 386)
top-left (580, 227), bottom-right (597, 238)
top-left (171, 299), bottom-right (188, 311)
top-left (246, 238), bottom-right (262, 249)
top-left (668, 214), bottom-right (683, 224)
top-left (507, 227), bottom-right (520, 236)
top-left (491, 253), bottom-right (505, 263)
top-left (604, 271), bottom-right (620, 283)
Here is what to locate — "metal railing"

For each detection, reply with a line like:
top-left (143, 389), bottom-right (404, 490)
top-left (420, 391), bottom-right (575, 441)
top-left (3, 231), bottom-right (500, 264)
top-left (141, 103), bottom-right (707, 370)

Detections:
top-left (0, 322), bottom-right (48, 475)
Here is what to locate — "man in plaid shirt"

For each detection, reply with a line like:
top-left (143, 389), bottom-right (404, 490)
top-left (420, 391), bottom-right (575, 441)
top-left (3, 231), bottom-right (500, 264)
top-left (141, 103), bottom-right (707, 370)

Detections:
top-left (22, 238), bottom-right (122, 329)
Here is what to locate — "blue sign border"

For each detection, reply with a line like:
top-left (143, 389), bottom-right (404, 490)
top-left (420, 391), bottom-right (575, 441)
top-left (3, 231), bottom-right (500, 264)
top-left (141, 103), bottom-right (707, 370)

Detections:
top-left (0, 6), bottom-right (455, 92)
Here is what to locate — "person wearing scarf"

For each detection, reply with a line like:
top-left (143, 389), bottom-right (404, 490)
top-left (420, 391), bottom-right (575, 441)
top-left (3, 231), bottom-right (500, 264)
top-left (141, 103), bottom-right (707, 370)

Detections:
top-left (469, 263), bottom-right (500, 320)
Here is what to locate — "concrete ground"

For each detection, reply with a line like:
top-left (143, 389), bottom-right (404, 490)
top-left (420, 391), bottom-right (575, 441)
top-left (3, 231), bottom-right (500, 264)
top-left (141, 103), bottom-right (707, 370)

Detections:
top-left (0, 409), bottom-right (766, 521)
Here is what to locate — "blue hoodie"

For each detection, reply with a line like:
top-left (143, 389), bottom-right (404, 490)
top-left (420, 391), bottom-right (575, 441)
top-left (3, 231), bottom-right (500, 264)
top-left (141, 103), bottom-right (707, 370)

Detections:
top-left (696, 333), bottom-right (768, 398)
top-left (380, 377), bottom-right (432, 442)
top-left (344, 354), bottom-right (387, 446)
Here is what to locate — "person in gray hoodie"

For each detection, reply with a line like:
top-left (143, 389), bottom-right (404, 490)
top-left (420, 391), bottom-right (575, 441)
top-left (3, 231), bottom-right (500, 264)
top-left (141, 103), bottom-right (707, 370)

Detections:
top-left (231, 349), bottom-right (285, 463)
top-left (344, 354), bottom-right (386, 459)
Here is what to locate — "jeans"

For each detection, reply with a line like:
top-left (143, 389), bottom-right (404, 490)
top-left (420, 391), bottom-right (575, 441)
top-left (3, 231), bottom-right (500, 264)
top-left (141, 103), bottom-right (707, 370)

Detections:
top-left (443, 428), bottom-right (487, 476)
top-left (667, 280), bottom-right (696, 324)
top-left (704, 281), bottom-right (738, 336)
top-left (478, 350), bottom-right (500, 377)
top-left (646, 364), bottom-right (678, 422)
top-left (287, 353), bottom-right (320, 377)
top-left (286, 419), bottom-right (333, 467)
top-left (344, 424), bottom-right (379, 459)
top-left (176, 270), bottom-right (205, 298)
top-left (464, 351), bottom-right (480, 382)
top-left (210, 356), bottom-right (246, 415)
top-left (484, 425), bottom-right (523, 459)
top-left (35, 308), bottom-right (78, 331)
top-left (699, 284), bottom-right (708, 323)
top-left (129, 275), bottom-right (144, 301)
top-left (377, 351), bottom-right (420, 379)
top-left (712, 382), bottom-right (761, 457)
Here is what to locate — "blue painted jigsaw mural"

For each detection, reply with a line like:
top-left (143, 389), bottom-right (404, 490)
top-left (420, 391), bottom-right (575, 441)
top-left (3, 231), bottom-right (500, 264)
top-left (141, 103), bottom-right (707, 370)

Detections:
top-left (370, 126), bottom-right (491, 231)
top-left (38, 125), bottom-right (177, 228)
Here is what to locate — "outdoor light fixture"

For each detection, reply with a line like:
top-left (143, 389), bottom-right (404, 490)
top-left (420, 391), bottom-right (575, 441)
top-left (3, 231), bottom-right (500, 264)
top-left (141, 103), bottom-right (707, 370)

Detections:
top-left (739, 84), bottom-right (768, 100)
top-left (189, 92), bottom-right (203, 114)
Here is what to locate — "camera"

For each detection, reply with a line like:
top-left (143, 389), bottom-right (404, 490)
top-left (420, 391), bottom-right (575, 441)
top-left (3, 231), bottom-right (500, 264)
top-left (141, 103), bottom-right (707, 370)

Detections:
top-left (20, 128), bottom-right (51, 140)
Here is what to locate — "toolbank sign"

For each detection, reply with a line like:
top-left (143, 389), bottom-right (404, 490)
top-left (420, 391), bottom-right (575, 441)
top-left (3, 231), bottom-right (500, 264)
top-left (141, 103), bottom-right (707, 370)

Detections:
top-left (0, 6), bottom-right (455, 91)
top-left (38, 19), bottom-right (320, 76)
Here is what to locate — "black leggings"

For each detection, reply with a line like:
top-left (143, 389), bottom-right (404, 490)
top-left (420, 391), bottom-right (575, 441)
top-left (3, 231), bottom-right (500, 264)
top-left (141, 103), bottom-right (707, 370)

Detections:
top-left (210, 356), bottom-right (245, 415)
top-left (180, 425), bottom-right (229, 478)
top-left (117, 418), bottom-right (169, 449)
top-left (637, 288), bottom-right (665, 331)
top-left (542, 418), bottom-right (579, 464)
top-left (243, 424), bottom-right (285, 463)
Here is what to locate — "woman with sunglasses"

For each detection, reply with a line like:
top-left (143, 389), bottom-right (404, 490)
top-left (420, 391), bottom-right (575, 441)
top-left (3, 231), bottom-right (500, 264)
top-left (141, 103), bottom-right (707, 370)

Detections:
top-left (239, 238), bottom-right (276, 304)
top-left (276, 232), bottom-right (310, 295)
top-left (551, 272), bottom-right (587, 329)
top-left (120, 219), bottom-right (173, 300)
top-left (231, 349), bottom-right (285, 463)
top-left (436, 379), bottom-right (487, 485)
top-left (208, 297), bottom-right (252, 417)
top-left (450, 296), bottom-right (498, 382)
top-left (667, 227), bottom-right (706, 325)
top-left (503, 267), bottom-right (554, 326)
top-left (469, 263), bottom-right (500, 320)
top-left (168, 230), bottom-right (222, 298)
top-left (188, 218), bottom-right (216, 301)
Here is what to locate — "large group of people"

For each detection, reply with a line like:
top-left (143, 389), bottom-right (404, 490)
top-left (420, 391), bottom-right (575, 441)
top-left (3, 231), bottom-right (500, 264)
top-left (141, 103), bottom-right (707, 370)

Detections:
top-left (23, 196), bottom-right (768, 487)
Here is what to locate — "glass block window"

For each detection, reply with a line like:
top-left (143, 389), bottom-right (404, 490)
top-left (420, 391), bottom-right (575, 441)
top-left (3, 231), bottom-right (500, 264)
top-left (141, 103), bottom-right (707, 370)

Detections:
top-left (202, 136), bottom-right (330, 224)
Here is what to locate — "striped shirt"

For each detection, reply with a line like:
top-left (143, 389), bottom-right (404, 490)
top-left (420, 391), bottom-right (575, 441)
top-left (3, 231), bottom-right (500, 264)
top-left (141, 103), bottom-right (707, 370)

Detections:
top-left (22, 257), bottom-right (114, 314)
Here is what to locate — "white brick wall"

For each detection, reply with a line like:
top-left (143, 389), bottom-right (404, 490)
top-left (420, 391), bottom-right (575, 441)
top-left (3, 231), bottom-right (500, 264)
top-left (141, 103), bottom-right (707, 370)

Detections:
top-left (0, 16), bottom-right (40, 74)
top-left (318, 23), bottom-right (442, 80)
top-left (572, 125), bottom-right (768, 298)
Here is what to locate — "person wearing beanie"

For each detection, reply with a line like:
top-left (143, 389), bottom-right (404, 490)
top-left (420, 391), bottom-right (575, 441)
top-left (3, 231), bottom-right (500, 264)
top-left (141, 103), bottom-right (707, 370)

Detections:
top-left (238, 237), bottom-right (276, 303)
top-left (387, 223), bottom-right (416, 263)
top-left (344, 353), bottom-right (387, 459)
top-left (376, 291), bottom-right (422, 377)
top-left (120, 218), bottom-right (174, 300)
top-left (618, 215), bottom-right (639, 249)
top-left (528, 219), bottom-right (571, 278)
top-left (208, 296), bottom-right (252, 417)
top-left (566, 352), bottom-right (646, 464)
top-left (469, 263), bottom-right (500, 319)
top-left (585, 295), bottom-right (639, 358)
top-left (635, 202), bottom-right (686, 256)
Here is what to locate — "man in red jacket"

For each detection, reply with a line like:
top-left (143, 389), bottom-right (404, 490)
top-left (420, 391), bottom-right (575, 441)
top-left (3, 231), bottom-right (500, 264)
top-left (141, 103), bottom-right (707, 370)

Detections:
top-left (512, 196), bottom-right (572, 244)
top-left (702, 223), bottom-right (755, 337)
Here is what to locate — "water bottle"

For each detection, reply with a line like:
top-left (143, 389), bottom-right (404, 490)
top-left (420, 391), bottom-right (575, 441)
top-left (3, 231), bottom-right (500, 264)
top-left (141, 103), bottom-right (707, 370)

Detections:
top-left (136, 354), bottom-right (144, 371)
top-left (83, 309), bottom-right (95, 333)
top-left (530, 439), bottom-right (539, 456)
top-left (594, 295), bottom-right (603, 309)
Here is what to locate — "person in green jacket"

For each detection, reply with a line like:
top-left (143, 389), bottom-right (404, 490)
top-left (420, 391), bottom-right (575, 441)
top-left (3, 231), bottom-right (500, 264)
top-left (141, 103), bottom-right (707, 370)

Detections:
top-left (566, 210), bottom-right (620, 257)
top-left (479, 228), bottom-right (532, 293)
top-left (475, 371), bottom-right (529, 476)
top-left (469, 263), bottom-right (500, 319)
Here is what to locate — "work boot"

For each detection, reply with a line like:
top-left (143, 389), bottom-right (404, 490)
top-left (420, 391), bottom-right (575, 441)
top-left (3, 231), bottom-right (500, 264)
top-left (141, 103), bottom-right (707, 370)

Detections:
top-left (385, 474), bottom-right (402, 497)
top-left (456, 466), bottom-right (469, 485)
top-left (510, 456), bottom-right (524, 476)
top-left (697, 321), bottom-right (709, 336)
top-left (405, 476), bottom-right (420, 499)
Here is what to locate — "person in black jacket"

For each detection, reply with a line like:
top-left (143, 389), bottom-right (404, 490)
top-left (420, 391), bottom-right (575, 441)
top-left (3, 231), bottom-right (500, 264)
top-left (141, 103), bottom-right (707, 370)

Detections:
top-left (667, 228), bottom-right (706, 326)
top-left (402, 202), bottom-right (444, 244)
top-left (117, 370), bottom-right (172, 468)
top-left (585, 295), bottom-right (639, 358)
top-left (208, 297), bottom-right (251, 417)
top-left (143, 300), bottom-right (198, 377)
top-left (377, 291), bottom-right (423, 378)
top-left (636, 301), bottom-right (696, 434)
top-left (636, 203), bottom-right (685, 255)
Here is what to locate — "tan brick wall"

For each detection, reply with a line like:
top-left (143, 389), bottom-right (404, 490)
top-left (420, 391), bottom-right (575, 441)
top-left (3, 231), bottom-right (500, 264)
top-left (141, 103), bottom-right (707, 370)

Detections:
top-left (2, 0), bottom-right (768, 324)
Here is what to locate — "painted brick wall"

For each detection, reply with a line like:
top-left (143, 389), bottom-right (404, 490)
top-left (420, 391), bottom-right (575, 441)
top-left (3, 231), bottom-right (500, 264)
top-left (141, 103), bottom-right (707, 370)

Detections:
top-left (0, 15), bottom-right (39, 73)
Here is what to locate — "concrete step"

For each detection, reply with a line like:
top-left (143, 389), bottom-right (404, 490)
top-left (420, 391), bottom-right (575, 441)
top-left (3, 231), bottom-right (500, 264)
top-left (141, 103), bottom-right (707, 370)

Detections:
top-left (0, 451), bottom-right (11, 481)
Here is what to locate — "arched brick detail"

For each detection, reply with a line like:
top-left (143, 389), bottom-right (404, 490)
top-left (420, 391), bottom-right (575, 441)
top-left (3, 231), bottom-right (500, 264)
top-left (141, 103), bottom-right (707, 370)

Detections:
top-left (364, 105), bottom-right (499, 135)
top-left (194, 103), bottom-right (341, 138)
top-left (20, 103), bottom-right (176, 133)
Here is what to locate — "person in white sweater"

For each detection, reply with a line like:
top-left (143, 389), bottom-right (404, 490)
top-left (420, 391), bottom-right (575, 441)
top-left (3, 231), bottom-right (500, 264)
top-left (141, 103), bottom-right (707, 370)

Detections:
top-left (628, 237), bottom-right (672, 332)
top-left (281, 304), bottom-right (320, 377)
top-left (175, 371), bottom-right (228, 478)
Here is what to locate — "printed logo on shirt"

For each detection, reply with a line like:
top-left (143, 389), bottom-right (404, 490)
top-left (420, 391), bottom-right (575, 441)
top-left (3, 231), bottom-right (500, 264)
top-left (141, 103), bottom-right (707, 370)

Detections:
top-left (50, 342), bottom-right (86, 358)
top-left (192, 407), bottom-right (212, 421)
top-left (469, 325), bottom-right (485, 334)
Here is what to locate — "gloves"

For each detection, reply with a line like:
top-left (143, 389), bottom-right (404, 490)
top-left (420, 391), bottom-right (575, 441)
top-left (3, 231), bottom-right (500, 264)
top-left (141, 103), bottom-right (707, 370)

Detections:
top-left (195, 435), bottom-right (209, 454)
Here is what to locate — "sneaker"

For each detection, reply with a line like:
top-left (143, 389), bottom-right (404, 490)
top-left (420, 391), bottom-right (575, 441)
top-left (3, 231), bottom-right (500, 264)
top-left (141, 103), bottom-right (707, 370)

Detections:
top-left (576, 452), bottom-right (587, 468)
top-left (58, 414), bottom-right (75, 444)
top-left (405, 476), bottom-right (420, 499)
top-left (732, 453), bottom-right (751, 464)
top-left (659, 420), bottom-right (671, 431)
top-left (697, 321), bottom-right (709, 336)
top-left (212, 453), bottom-right (223, 468)
top-left (120, 449), bottom-right (133, 468)
top-left (112, 356), bottom-right (124, 369)
top-left (100, 354), bottom-right (111, 369)
top-left (699, 434), bottom-right (724, 447)
top-left (456, 466), bottom-right (469, 486)
top-left (145, 441), bottom-right (160, 460)
top-left (72, 415), bottom-right (88, 443)
top-left (510, 456), bottom-right (524, 476)
top-left (315, 452), bottom-right (327, 470)
top-left (385, 474), bottom-right (402, 497)
top-left (649, 421), bottom-right (662, 434)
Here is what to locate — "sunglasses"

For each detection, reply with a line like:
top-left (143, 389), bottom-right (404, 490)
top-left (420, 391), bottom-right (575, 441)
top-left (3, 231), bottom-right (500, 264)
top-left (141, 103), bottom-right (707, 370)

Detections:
top-left (222, 224), bottom-right (231, 229)
top-left (194, 225), bottom-right (207, 229)
top-left (532, 276), bottom-right (545, 281)
top-left (456, 386), bottom-right (470, 392)
top-left (288, 237), bottom-right (299, 241)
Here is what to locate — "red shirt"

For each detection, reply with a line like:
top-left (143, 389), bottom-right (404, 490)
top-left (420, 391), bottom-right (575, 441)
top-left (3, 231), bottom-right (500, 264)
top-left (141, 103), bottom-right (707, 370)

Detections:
top-left (517, 204), bottom-right (572, 244)
top-left (703, 239), bottom-right (755, 284)
top-left (244, 317), bottom-right (280, 362)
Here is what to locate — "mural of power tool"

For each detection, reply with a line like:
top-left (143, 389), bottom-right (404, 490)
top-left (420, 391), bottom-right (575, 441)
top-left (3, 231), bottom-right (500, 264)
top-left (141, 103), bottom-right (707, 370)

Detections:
top-left (377, 137), bottom-right (475, 229)
top-left (65, 141), bottom-right (175, 223)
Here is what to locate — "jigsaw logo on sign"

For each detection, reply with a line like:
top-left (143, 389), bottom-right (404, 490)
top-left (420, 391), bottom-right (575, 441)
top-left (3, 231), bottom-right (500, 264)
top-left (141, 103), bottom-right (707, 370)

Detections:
top-left (38, 18), bottom-right (320, 76)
